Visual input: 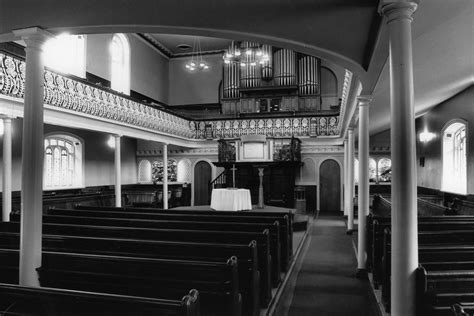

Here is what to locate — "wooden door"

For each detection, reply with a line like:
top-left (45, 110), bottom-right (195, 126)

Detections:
top-left (319, 159), bottom-right (341, 212)
top-left (194, 161), bottom-right (212, 206)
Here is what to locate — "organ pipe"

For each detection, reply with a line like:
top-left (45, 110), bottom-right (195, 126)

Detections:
top-left (298, 56), bottom-right (320, 95)
top-left (261, 45), bottom-right (273, 80)
top-left (273, 49), bottom-right (296, 86)
top-left (223, 62), bottom-right (240, 99)
top-left (239, 41), bottom-right (261, 88)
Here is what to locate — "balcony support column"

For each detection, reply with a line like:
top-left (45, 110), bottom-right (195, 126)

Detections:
top-left (13, 27), bottom-right (50, 286)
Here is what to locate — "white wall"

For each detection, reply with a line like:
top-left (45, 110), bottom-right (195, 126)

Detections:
top-left (168, 54), bottom-right (223, 105)
top-left (86, 34), bottom-right (169, 103)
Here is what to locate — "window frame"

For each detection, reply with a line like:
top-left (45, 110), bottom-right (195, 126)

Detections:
top-left (43, 133), bottom-right (85, 190)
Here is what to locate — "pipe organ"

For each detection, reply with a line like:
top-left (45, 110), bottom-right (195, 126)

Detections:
top-left (261, 45), bottom-right (273, 80)
top-left (273, 49), bottom-right (297, 86)
top-left (222, 42), bottom-right (323, 115)
top-left (298, 56), bottom-right (319, 96)
top-left (223, 62), bottom-right (240, 99)
top-left (239, 41), bottom-right (262, 88)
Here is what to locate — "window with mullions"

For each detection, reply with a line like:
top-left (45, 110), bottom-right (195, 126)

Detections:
top-left (151, 159), bottom-right (178, 183)
top-left (442, 121), bottom-right (467, 194)
top-left (44, 134), bottom-right (83, 189)
top-left (377, 158), bottom-right (392, 183)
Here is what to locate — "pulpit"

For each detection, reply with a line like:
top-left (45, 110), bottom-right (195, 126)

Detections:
top-left (214, 136), bottom-right (301, 208)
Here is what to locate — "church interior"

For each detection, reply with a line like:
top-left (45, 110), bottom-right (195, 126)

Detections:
top-left (0, 0), bottom-right (473, 315)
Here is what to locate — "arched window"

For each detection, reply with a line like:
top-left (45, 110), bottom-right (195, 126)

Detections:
top-left (377, 158), bottom-right (392, 183)
top-left (44, 134), bottom-right (83, 189)
top-left (110, 33), bottom-right (130, 95)
top-left (138, 160), bottom-right (152, 183)
top-left (44, 34), bottom-right (86, 77)
top-left (369, 158), bottom-right (377, 183)
top-left (442, 121), bottom-right (467, 194)
top-left (177, 159), bottom-right (192, 183)
top-left (151, 159), bottom-right (178, 183)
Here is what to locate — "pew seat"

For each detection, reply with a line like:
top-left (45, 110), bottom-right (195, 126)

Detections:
top-left (0, 283), bottom-right (199, 316)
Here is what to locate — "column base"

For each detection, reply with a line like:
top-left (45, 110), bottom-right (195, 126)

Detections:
top-left (356, 269), bottom-right (368, 279)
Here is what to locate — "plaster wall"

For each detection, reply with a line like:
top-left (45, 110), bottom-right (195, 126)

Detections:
top-left (416, 85), bottom-right (474, 194)
top-left (168, 54), bottom-right (223, 105)
top-left (86, 34), bottom-right (169, 103)
top-left (0, 120), bottom-right (137, 191)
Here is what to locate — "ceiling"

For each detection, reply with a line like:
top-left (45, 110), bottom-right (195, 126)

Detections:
top-left (142, 34), bottom-right (231, 57)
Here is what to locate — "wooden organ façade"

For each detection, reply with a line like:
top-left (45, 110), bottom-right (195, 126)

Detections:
top-left (213, 136), bottom-right (301, 208)
top-left (222, 41), bottom-right (325, 115)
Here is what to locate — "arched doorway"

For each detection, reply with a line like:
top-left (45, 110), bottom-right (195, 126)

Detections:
top-left (194, 161), bottom-right (212, 206)
top-left (319, 159), bottom-right (341, 212)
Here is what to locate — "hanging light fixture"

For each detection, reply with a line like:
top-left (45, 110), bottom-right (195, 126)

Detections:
top-left (223, 41), bottom-right (270, 67)
top-left (185, 37), bottom-right (209, 72)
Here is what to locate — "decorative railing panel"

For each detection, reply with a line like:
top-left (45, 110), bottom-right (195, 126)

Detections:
top-left (191, 116), bottom-right (339, 139)
top-left (0, 52), bottom-right (194, 138)
top-left (0, 51), bottom-right (342, 141)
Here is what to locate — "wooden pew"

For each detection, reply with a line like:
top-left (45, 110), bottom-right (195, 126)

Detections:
top-left (11, 212), bottom-right (281, 280)
top-left (73, 205), bottom-right (294, 267)
top-left (0, 232), bottom-right (263, 315)
top-left (417, 265), bottom-right (474, 316)
top-left (370, 217), bottom-right (474, 287)
top-left (0, 221), bottom-right (273, 308)
top-left (0, 248), bottom-right (240, 316)
top-left (46, 207), bottom-right (290, 275)
top-left (0, 283), bottom-right (199, 316)
top-left (453, 199), bottom-right (474, 215)
top-left (380, 228), bottom-right (474, 311)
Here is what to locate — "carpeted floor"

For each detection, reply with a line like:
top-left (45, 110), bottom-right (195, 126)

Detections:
top-left (287, 215), bottom-right (380, 316)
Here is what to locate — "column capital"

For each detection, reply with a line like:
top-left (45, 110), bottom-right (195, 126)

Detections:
top-left (348, 128), bottom-right (354, 134)
top-left (0, 114), bottom-right (14, 121)
top-left (12, 27), bottom-right (52, 50)
top-left (113, 134), bottom-right (122, 138)
top-left (357, 95), bottom-right (372, 107)
top-left (379, 1), bottom-right (418, 23)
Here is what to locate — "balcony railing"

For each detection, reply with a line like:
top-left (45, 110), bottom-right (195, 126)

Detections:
top-left (0, 51), bottom-right (341, 140)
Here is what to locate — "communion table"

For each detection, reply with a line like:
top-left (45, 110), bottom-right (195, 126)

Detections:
top-left (210, 188), bottom-right (252, 211)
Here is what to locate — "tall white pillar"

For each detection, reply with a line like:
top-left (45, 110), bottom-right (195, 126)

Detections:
top-left (114, 135), bottom-right (122, 207)
top-left (2, 117), bottom-right (12, 222)
top-left (163, 143), bottom-right (168, 210)
top-left (343, 139), bottom-right (349, 217)
top-left (13, 28), bottom-right (50, 286)
top-left (347, 128), bottom-right (355, 232)
top-left (381, 3), bottom-right (419, 315)
top-left (357, 96), bottom-right (371, 275)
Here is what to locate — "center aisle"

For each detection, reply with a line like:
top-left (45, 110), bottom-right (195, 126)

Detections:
top-left (287, 215), bottom-right (379, 316)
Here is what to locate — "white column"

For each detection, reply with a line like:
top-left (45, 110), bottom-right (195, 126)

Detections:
top-left (347, 128), bottom-right (355, 232)
top-left (2, 117), bottom-right (12, 222)
top-left (114, 135), bottom-right (121, 207)
top-left (13, 28), bottom-right (50, 286)
top-left (381, 3), bottom-right (419, 316)
top-left (163, 143), bottom-right (168, 210)
top-left (357, 96), bottom-right (371, 275)
top-left (343, 139), bottom-right (349, 217)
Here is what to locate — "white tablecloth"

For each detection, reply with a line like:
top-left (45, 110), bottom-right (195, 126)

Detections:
top-left (210, 188), bottom-right (252, 211)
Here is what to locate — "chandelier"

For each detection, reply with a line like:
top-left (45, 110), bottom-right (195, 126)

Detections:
top-left (223, 41), bottom-right (270, 67)
top-left (185, 37), bottom-right (209, 72)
